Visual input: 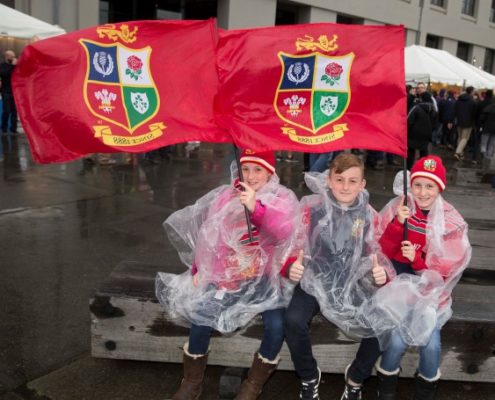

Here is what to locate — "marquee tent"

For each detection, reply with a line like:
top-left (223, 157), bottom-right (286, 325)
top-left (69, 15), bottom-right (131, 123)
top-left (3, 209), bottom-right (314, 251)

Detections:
top-left (405, 45), bottom-right (495, 89)
top-left (0, 4), bottom-right (65, 40)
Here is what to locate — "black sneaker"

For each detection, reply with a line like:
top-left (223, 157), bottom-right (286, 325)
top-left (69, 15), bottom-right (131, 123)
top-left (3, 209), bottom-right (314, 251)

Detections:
top-left (300, 367), bottom-right (321, 399)
top-left (340, 383), bottom-right (362, 400)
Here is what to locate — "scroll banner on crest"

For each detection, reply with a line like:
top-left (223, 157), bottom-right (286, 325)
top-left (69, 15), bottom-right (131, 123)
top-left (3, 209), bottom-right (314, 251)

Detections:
top-left (215, 23), bottom-right (407, 157)
top-left (12, 19), bottom-right (231, 163)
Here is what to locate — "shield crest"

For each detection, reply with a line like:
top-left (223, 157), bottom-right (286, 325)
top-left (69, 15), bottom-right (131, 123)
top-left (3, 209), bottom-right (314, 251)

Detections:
top-left (274, 52), bottom-right (354, 133)
top-left (130, 92), bottom-right (150, 114)
top-left (80, 40), bottom-right (159, 133)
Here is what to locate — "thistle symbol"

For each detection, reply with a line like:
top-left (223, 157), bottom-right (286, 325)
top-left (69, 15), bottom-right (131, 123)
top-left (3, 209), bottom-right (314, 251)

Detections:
top-left (93, 52), bottom-right (114, 77)
top-left (287, 62), bottom-right (310, 85)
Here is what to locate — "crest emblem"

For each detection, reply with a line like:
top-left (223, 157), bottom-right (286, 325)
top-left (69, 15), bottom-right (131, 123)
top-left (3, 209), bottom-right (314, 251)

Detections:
top-left (423, 159), bottom-right (437, 171)
top-left (275, 52), bottom-right (354, 134)
top-left (80, 39), bottom-right (159, 133)
top-left (351, 218), bottom-right (365, 238)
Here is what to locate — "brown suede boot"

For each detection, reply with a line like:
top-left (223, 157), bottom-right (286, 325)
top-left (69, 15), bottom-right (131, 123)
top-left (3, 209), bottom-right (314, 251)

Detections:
top-left (172, 344), bottom-right (209, 400)
top-left (234, 352), bottom-right (279, 400)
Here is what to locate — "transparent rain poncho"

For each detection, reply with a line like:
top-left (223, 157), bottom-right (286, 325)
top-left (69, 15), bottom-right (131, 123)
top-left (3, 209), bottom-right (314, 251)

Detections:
top-left (363, 172), bottom-right (472, 347)
top-left (299, 171), bottom-right (395, 340)
top-left (155, 163), bottom-right (301, 333)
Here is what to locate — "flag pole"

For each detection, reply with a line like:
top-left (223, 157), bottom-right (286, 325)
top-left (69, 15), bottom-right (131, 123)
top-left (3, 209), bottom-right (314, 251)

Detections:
top-left (233, 145), bottom-right (254, 242)
top-left (403, 157), bottom-right (408, 241)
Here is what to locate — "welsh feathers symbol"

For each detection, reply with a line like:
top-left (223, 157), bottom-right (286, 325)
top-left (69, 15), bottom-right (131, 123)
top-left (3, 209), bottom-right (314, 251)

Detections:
top-left (275, 52), bottom-right (354, 133)
top-left (283, 95), bottom-right (306, 117)
top-left (94, 89), bottom-right (117, 113)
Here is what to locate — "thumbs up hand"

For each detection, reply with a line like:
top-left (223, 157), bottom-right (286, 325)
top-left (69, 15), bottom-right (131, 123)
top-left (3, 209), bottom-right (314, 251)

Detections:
top-left (289, 250), bottom-right (305, 282)
top-left (371, 254), bottom-right (387, 286)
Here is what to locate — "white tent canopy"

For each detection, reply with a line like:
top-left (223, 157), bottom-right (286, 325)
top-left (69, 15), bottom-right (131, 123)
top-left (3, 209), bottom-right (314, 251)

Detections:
top-left (0, 4), bottom-right (65, 40)
top-left (405, 45), bottom-right (495, 89)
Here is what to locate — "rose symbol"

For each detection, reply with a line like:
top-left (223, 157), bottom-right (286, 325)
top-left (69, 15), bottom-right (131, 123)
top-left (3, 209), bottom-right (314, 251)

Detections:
top-left (325, 63), bottom-right (343, 78)
top-left (126, 55), bottom-right (143, 80)
top-left (322, 62), bottom-right (343, 85)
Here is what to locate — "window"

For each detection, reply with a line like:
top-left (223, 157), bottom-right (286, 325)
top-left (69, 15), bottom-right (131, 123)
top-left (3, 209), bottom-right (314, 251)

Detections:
top-left (491, 0), bottom-right (495, 22)
top-left (336, 14), bottom-right (364, 25)
top-left (431, 0), bottom-right (445, 7)
top-left (461, 0), bottom-right (476, 16)
top-left (484, 49), bottom-right (495, 73)
top-left (101, 0), bottom-right (217, 22)
top-left (457, 41), bottom-right (471, 62)
top-left (99, 0), bottom-right (109, 24)
top-left (426, 34), bottom-right (442, 49)
top-left (275, 3), bottom-right (299, 25)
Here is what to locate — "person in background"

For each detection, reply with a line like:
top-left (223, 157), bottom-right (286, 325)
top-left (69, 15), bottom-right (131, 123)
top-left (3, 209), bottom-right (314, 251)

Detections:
top-left (437, 90), bottom-right (457, 150)
top-left (479, 91), bottom-right (495, 170)
top-left (473, 90), bottom-right (493, 166)
top-left (416, 82), bottom-right (438, 112)
top-left (454, 86), bottom-right (476, 161)
top-left (407, 85), bottom-right (416, 113)
top-left (407, 92), bottom-right (437, 169)
top-left (0, 50), bottom-right (18, 135)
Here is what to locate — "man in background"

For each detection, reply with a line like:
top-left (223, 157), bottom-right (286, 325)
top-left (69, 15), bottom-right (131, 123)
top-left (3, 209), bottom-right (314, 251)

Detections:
top-left (0, 50), bottom-right (18, 135)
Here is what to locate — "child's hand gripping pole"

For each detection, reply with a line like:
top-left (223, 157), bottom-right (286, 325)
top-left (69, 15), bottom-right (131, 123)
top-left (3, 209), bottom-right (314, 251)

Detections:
top-left (238, 182), bottom-right (256, 213)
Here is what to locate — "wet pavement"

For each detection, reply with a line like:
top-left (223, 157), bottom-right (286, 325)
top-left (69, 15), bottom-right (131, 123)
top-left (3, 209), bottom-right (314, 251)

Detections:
top-left (0, 132), bottom-right (494, 399)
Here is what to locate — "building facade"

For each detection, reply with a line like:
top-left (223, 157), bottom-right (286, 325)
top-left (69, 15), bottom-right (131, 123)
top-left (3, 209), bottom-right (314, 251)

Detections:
top-left (3, 0), bottom-right (495, 73)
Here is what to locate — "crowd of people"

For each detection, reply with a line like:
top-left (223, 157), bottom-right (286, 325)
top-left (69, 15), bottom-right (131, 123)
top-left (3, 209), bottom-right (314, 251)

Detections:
top-left (406, 81), bottom-right (495, 170)
top-left (156, 149), bottom-right (471, 400)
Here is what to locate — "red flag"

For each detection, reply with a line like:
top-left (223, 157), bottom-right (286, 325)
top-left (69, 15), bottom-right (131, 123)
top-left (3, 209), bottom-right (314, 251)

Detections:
top-left (215, 23), bottom-right (406, 156)
top-left (13, 19), bottom-right (231, 163)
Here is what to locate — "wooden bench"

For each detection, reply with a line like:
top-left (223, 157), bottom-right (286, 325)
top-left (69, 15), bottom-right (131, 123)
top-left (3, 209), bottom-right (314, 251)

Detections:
top-left (90, 261), bottom-right (495, 384)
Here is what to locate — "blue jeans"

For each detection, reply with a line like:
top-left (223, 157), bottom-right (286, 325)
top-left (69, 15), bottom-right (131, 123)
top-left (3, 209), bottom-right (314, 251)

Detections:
top-left (347, 337), bottom-right (382, 384)
top-left (284, 284), bottom-right (321, 381)
top-left (188, 308), bottom-right (285, 360)
top-left (379, 328), bottom-right (441, 379)
top-left (309, 152), bottom-right (334, 173)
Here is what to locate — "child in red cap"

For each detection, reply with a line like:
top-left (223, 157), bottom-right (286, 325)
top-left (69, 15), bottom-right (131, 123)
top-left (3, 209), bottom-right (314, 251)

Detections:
top-left (156, 149), bottom-right (301, 399)
top-left (342, 155), bottom-right (471, 400)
